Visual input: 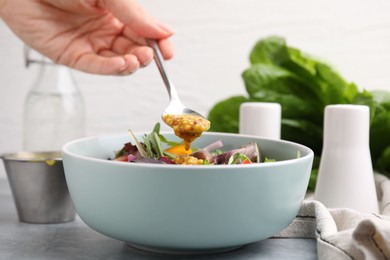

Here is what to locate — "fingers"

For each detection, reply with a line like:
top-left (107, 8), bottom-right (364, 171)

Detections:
top-left (100, 0), bottom-right (174, 39)
top-left (122, 27), bottom-right (174, 60)
top-left (110, 36), bottom-right (153, 66)
top-left (71, 52), bottom-right (141, 75)
top-left (74, 40), bottom-right (172, 75)
top-left (158, 38), bottom-right (174, 60)
top-left (67, 0), bottom-right (175, 75)
top-left (99, 0), bottom-right (175, 64)
top-left (64, 31), bottom-right (172, 75)
top-left (86, 37), bottom-right (173, 75)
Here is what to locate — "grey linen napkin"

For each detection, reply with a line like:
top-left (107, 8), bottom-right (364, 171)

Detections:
top-left (274, 173), bottom-right (390, 260)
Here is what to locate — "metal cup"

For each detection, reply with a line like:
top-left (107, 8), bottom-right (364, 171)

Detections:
top-left (1, 152), bottom-right (75, 224)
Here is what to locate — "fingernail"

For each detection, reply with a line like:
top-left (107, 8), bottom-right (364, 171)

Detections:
top-left (141, 57), bottom-right (153, 68)
top-left (156, 21), bottom-right (175, 34)
top-left (118, 56), bottom-right (139, 75)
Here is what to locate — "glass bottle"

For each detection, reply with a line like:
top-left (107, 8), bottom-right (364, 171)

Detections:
top-left (23, 55), bottom-right (85, 151)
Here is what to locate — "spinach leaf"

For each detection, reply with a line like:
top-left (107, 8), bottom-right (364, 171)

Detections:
top-left (242, 64), bottom-right (323, 124)
top-left (208, 96), bottom-right (249, 133)
top-left (249, 36), bottom-right (290, 65)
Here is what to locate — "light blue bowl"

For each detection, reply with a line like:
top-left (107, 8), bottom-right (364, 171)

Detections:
top-left (62, 132), bottom-right (313, 255)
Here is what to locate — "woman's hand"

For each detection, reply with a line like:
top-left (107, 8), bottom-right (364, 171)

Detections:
top-left (0, 0), bottom-right (174, 75)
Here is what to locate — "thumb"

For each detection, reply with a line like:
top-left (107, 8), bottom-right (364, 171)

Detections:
top-left (100, 0), bottom-right (174, 39)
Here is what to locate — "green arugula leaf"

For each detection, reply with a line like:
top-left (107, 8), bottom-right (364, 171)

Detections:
top-left (142, 123), bottom-right (167, 159)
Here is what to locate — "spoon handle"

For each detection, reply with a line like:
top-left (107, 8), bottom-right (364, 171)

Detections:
top-left (147, 40), bottom-right (178, 101)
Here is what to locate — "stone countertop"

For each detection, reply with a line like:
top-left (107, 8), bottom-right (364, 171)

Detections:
top-left (0, 177), bottom-right (317, 259)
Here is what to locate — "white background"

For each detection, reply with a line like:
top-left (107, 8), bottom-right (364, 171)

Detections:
top-left (1, 0), bottom-right (390, 178)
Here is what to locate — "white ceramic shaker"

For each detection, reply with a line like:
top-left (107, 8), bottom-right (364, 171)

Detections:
top-left (239, 102), bottom-right (281, 139)
top-left (314, 104), bottom-right (379, 214)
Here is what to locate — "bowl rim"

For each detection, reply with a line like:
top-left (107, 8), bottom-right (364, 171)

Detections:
top-left (62, 131), bottom-right (314, 169)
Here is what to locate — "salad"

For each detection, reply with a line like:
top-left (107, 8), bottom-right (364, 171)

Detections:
top-left (113, 123), bottom-right (267, 165)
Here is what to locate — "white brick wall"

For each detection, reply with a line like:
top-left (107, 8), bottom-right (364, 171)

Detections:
top-left (1, 0), bottom-right (390, 178)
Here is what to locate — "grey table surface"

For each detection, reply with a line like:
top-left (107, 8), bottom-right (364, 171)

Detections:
top-left (0, 177), bottom-right (317, 260)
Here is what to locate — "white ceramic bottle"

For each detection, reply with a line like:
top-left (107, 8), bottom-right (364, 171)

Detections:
top-left (314, 104), bottom-right (379, 214)
top-left (239, 102), bottom-right (281, 139)
top-left (23, 54), bottom-right (85, 151)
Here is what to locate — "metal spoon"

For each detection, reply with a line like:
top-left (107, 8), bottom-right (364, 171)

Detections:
top-left (147, 40), bottom-right (206, 118)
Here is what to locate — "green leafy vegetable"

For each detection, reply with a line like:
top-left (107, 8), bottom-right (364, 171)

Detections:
top-left (128, 129), bottom-right (148, 158)
top-left (264, 157), bottom-right (276, 163)
top-left (142, 123), bottom-right (173, 159)
top-left (128, 123), bottom-right (176, 160)
top-left (228, 153), bottom-right (252, 164)
top-left (208, 35), bottom-right (390, 189)
top-left (208, 96), bottom-right (248, 133)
